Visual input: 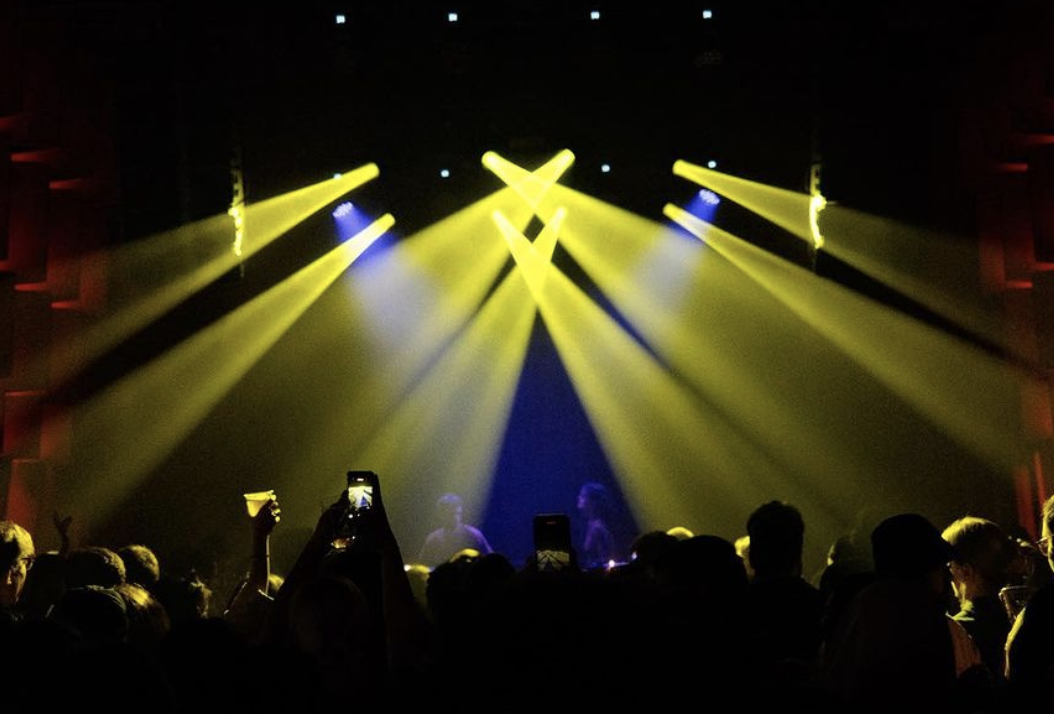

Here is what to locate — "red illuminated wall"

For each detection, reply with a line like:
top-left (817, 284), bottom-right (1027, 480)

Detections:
top-left (0, 0), bottom-right (118, 545)
top-left (967, 7), bottom-right (1054, 538)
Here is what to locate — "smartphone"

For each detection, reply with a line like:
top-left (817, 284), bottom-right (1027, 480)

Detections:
top-left (346, 470), bottom-right (376, 514)
top-left (332, 470), bottom-right (377, 547)
top-left (533, 513), bottom-right (572, 571)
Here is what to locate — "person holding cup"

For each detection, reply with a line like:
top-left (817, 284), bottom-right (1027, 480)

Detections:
top-left (941, 515), bottom-right (1014, 682)
top-left (223, 489), bottom-right (281, 639)
top-left (1005, 494), bottom-right (1054, 704)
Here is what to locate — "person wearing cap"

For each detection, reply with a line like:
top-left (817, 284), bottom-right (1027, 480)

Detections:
top-left (821, 512), bottom-right (987, 711)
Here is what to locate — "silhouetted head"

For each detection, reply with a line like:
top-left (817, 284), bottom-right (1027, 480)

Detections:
top-left (65, 546), bottom-right (126, 589)
top-left (871, 513), bottom-right (953, 581)
top-left (153, 572), bottom-right (213, 625)
top-left (630, 530), bottom-right (678, 568)
top-left (577, 481), bottom-right (611, 518)
top-left (666, 525), bottom-right (694, 540)
top-left (436, 493), bottom-right (465, 528)
top-left (941, 516), bottom-right (1012, 596)
top-left (115, 581), bottom-right (171, 647)
top-left (746, 500), bottom-right (805, 579)
top-left (117, 544), bottom-right (161, 588)
top-left (653, 534), bottom-right (749, 599)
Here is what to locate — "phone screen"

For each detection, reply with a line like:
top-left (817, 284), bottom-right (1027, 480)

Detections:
top-left (533, 513), bottom-right (572, 571)
top-left (346, 471), bottom-right (375, 513)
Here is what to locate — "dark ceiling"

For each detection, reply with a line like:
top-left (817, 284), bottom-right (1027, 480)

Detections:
top-left (39, 0), bottom-right (999, 260)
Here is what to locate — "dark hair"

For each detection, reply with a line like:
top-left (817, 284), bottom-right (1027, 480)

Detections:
top-left (871, 513), bottom-right (953, 579)
top-left (579, 482), bottom-right (612, 514)
top-left (65, 546), bottom-right (127, 589)
top-left (153, 573), bottom-right (213, 625)
top-left (746, 500), bottom-right (805, 576)
top-left (117, 544), bottom-right (161, 588)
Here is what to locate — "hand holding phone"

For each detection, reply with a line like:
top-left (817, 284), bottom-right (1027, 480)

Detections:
top-left (335, 470), bottom-right (379, 546)
top-left (346, 471), bottom-right (375, 513)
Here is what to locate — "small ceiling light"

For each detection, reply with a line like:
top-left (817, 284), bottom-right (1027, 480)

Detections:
top-left (335, 14), bottom-right (346, 24)
top-left (448, 11), bottom-right (458, 22)
top-left (600, 163), bottom-right (611, 173)
top-left (590, 10), bottom-right (600, 20)
top-left (439, 168), bottom-right (450, 178)
top-left (706, 160), bottom-right (717, 169)
top-left (702, 9), bottom-right (713, 19)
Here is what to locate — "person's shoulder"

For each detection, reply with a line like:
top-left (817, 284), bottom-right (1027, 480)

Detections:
top-left (464, 524), bottom-right (485, 535)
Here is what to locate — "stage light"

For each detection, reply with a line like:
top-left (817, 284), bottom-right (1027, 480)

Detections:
top-left (332, 201), bottom-right (354, 218)
top-left (809, 193), bottom-right (826, 249)
top-left (707, 160), bottom-right (717, 169)
top-left (601, 163), bottom-right (611, 173)
top-left (698, 189), bottom-right (720, 205)
top-left (590, 10), bottom-right (601, 20)
top-left (481, 149), bottom-right (575, 208)
top-left (702, 9), bottom-right (713, 19)
top-left (439, 168), bottom-right (450, 178)
top-left (448, 11), bottom-right (458, 22)
top-left (335, 14), bottom-right (346, 24)
top-left (681, 189), bottom-right (720, 224)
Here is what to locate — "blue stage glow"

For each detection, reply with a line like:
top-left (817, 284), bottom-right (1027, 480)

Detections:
top-left (332, 201), bottom-right (378, 242)
top-left (681, 188), bottom-right (721, 223)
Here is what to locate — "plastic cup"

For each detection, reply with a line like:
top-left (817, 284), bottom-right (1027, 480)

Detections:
top-left (244, 490), bottom-right (276, 518)
top-left (999, 584), bottom-right (1030, 622)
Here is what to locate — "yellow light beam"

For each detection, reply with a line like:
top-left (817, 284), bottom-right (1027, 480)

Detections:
top-left (62, 214), bottom-right (393, 523)
top-left (549, 185), bottom-right (910, 537)
top-left (817, 202), bottom-right (1014, 357)
top-left (492, 206), bottom-right (566, 294)
top-left (269, 188), bottom-right (532, 519)
top-left (538, 184), bottom-right (1032, 559)
top-left (674, 159), bottom-right (1011, 355)
top-left (673, 159), bottom-right (815, 244)
top-left (482, 149), bottom-right (575, 209)
top-left (498, 211), bottom-right (780, 534)
top-left (664, 202), bottom-right (1034, 473)
top-left (54, 164), bottom-right (381, 383)
top-left (352, 240), bottom-right (542, 527)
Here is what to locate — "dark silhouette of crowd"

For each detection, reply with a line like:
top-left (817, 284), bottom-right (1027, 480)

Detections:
top-left (4, 484), bottom-right (1054, 712)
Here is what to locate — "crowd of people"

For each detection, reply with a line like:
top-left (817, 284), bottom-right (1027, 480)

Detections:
top-left (3, 481), bottom-right (1054, 711)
